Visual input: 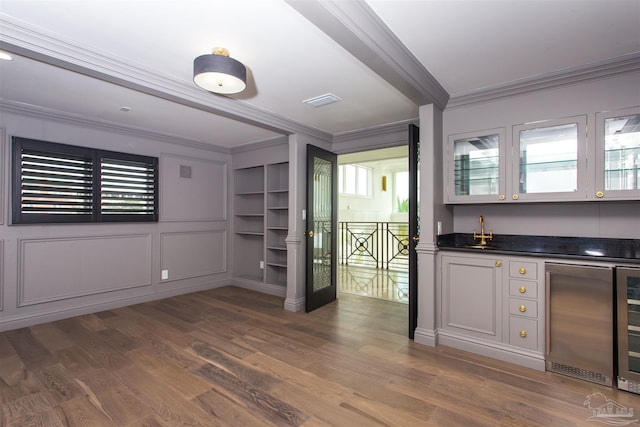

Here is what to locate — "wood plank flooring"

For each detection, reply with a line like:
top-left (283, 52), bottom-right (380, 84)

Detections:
top-left (1, 286), bottom-right (638, 426)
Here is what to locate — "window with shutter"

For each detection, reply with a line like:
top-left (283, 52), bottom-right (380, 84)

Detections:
top-left (100, 155), bottom-right (157, 221)
top-left (12, 137), bottom-right (158, 224)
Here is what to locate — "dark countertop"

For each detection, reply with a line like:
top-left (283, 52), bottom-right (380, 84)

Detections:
top-left (437, 233), bottom-right (640, 264)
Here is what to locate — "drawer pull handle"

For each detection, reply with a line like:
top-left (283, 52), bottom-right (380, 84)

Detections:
top-left (512, 194), bottom-right (519, 200)
top-left (519, 286), bottom-right (526, 293)
top-left (519, 267), bottom-right (526, 275)
top-left (520, 330), bottom-right (527, 338)
top-left (499, 194), bottom-right (505, 200)
top-left (519, 305), bottom-right (527, 313)
top-left (596, 191), bottom-right (604, 198)
top-left (495, 261), bottom-right (502, 267)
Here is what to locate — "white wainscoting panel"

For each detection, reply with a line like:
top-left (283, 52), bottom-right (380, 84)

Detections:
top-left (160, 230), bottom-right (227, 282)
top-left (160, 154), bottom-right (227, 222)
top-left (0, 240), bottom-right (3, 311)
top-left (18, 234), bottom-right (152, 306)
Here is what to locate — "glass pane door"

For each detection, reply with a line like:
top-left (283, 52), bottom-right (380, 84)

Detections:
top-left (452, 133), bottom-right (500, 196)
top-left (513, 116), bottom-right (586, 200)
top-left (518, 123), bottom-right (577, 193)
top-left (604, 113), bottom-right (640, 191)
top-left (306, 145), bottom-right (337, 312)
top-left (626, 275), bottom-right (640, 373)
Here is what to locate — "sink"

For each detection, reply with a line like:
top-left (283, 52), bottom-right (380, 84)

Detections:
top-left (459, 244), bottom-right (499, 250)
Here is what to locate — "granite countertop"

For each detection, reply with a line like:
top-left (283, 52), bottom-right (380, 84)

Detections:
top-left (437, 233), bottom-right (640, 264)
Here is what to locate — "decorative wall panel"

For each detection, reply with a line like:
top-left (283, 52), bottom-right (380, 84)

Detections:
top-left (18, 234), bottom-right (152, 306)
top-left (160, 230), bottom-right (227, 282)
top-left (160, 154), bottom-right (227, 221)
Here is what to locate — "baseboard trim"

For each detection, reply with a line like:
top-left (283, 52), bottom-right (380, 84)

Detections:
top-left (413, 327), bottom-right (438, 347)
top-left (230, 277), bottom-right (287, 298)
top-left (0, 278), bottom-right (229, 332)
top-left (437, 330), bottom-right (545, 371)
top-left (284, 296), bottom-right (305, 312)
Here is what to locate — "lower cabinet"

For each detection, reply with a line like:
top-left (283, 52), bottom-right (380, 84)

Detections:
top-left (441, 255), bottom-right (503, 341)
top-left (439, 252), bottom-right (545, 370)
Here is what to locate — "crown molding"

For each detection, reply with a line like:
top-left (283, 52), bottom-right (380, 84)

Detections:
top-left (333, 117), bottom-right (416, 143)
top-left (0, 100), bottom-right (234, 154)
top-left (230, 135), bottom-right (289, 154)
top-left (285, 0), bottom-right (449, 110)
top-left (448, 52), bottom-right (640, 108)
top-left (0, 15), bottom-right (332, 142)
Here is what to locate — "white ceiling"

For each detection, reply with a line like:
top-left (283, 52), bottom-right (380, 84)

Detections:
top-left (0, 0), bottom-right (638, 149)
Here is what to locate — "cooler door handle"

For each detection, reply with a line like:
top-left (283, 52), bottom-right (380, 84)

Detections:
top-left (545, 271), bottom-right (551, 357)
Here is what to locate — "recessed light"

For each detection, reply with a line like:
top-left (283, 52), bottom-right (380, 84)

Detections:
top-left (303, 93), bottom-right (341, 108)
top-left (0, 51), bottom-right (13, 61)
top-left (120, 106), bottom-right (132, 112)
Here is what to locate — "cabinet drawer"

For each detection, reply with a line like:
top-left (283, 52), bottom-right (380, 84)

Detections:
top-left (509, 279), bottom-right (538, 298)
top-left (509, 261), bottom-right (537, 280)
top-left (509, 298), bottom-right (538, 318)
top-left (509, 316), bottom-right (538, 350)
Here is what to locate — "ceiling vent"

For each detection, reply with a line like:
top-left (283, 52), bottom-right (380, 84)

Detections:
top-left (303, 93), bottom-right (341, 108)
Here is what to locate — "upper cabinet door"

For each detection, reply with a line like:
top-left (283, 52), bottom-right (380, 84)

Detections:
top-left (445, 128), bottom-right (507, 203)
top-left (594, 106), bottom-right (640, 200)
top-left (512, 115), bottom-right (587, 202)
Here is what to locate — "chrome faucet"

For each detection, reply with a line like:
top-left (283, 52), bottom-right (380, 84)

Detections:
top-left (473, 215), bottom-right (493, 246)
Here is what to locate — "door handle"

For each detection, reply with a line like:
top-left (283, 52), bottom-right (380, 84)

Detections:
top-left (307, 230), bottom-right (314, 238)
top-left (545, 271), bottom-right (551, 356)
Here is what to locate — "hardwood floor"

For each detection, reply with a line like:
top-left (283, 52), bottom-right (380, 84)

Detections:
top-left (1, 286), bottom-right (638, 426)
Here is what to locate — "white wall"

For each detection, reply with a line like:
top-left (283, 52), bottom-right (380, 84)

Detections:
top-left (0, 107), bottom-right (233, 330)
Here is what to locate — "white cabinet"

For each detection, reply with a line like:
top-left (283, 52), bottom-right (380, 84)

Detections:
top-left (441, 254), bottom-right (504, 341)
top-left (445, 128), bottom-right (507, 203)
top-left (439, 252), bottom-right (545, 369)
top-left (506, 259), bottom-right (543, 352)
top-left (445, 107), bottom-right (640, 203)
top-left (594, 106), bottom-right (640, 200)
top-left (512, 115), bottom-right (588, 202)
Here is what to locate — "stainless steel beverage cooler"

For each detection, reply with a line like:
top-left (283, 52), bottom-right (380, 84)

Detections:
top-left (617, 266), bottom-right (640, 394)
top-left (545, 263), bottom-right (614, 386)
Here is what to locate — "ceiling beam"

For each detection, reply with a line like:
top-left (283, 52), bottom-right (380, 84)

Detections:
top-left (0, 16), bottom-right (333, 142)
top-left (285, 0), bottom-right (449, 110)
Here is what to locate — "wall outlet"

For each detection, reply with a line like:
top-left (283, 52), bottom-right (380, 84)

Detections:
top-left (161, 269), bottom-right (168, 280)
top-left (260, 261), bottom-right (264, 269)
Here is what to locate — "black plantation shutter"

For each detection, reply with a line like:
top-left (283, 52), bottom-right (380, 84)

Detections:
top-left (13, 139), bottom-right (94, 223)
top-left (12, 137), bottom-right (158, 224)
top-left (99, 154), bottom-right (158, 221)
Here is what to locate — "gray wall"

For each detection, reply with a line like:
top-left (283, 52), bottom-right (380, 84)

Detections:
top-left (443, 71), bottom-right (640, 239)
top-left (0, 107), bottom-right (232, 331)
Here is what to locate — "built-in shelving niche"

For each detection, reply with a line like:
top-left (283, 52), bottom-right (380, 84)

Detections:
top-left (233, 162), bottom-right (289, 287)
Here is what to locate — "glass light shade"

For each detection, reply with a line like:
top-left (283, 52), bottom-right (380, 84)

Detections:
top-left (193, 54), bottom-right (247, 94)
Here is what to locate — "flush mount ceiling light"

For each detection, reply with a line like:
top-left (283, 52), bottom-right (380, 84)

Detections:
top-left (193, 47), bottom-right (246, 94)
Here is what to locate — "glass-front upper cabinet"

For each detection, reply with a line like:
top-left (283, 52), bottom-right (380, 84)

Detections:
top-left (595, 106), bottom-right (640, 200)
top-left (446, 128), bottom-right (506, 203)
top-left (512, 116), bottom-right (587, 201)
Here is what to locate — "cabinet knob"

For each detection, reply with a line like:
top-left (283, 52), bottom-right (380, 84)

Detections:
top-left (499, 194), bottom-right (505, 200)
top-left (307, 230), bottom-right (314, 238)
top-left (596, 191), bottom-right (604, 198)
top-left (520, 330), bottom-right (527, 338)
top-left (519, 267), bottom-right (526, 275)
top-left (519, 286), bottom-right (526, 294)
top-left (519, 305), bottom-right (527, 313)
top-left (495, 261), bottom-right (502, 267)
top-left (512, 194), bottom-right (519, 200)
